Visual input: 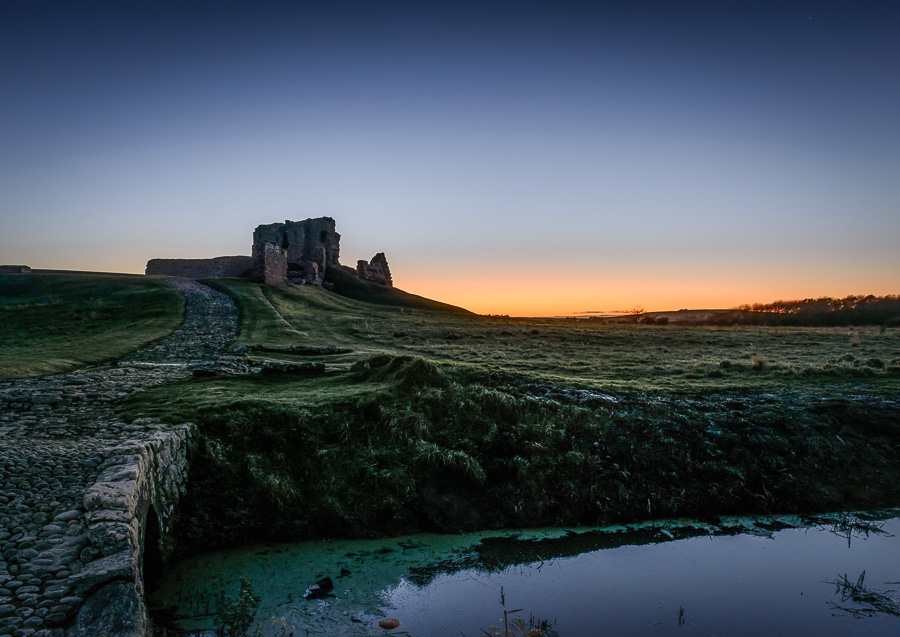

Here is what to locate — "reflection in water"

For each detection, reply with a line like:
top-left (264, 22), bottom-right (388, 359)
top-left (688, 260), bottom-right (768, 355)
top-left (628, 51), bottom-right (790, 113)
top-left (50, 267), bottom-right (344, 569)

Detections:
top-left (810, 512), bottom-right (893, 548)
top-left (150, 511), bottom-right (900, 636)
top-left (828, 571), bottom-right (900, 618)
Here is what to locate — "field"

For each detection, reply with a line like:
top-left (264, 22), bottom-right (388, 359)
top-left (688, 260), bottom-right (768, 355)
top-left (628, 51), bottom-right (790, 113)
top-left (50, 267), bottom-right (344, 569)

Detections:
top-left (0, 271), bottom-right (184, 378)
top-left (122, 274), bottom-right (900, 551)
top-left (3, 271), bottom-right (898, 551)
top-left (206, 273), bottom-right (900, 395)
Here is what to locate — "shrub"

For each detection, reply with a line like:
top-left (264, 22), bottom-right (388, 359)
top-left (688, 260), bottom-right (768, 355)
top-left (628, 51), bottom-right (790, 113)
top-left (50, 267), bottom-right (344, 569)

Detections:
top-left (213, 576), bottom-right (260, 637)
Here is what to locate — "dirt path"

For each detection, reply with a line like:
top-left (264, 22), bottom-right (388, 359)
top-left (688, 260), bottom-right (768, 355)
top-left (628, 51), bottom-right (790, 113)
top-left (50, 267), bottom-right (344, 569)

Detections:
top-left (0, 279), bottom-right (239, 637)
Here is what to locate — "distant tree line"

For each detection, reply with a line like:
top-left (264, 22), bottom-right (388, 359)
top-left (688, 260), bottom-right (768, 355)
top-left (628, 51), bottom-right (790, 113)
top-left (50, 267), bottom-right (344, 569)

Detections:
top-left (729, 294), bottom-right (900, 327)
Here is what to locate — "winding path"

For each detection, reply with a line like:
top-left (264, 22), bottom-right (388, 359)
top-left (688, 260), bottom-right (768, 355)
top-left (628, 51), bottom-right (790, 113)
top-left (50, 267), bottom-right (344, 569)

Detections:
top-left (0, 280), bottom-right (239, 637)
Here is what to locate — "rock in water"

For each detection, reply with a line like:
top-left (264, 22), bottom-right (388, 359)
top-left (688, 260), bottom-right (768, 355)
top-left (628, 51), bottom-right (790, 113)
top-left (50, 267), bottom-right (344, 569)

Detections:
top-left (303, 576), bottom-right (334, 599)
top-left (378, 618), bottom-right (400, 629)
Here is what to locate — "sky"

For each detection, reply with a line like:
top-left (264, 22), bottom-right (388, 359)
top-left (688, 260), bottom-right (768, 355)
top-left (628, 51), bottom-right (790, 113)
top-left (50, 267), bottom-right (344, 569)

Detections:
top-left (1, 1), bottom-right (898, 316)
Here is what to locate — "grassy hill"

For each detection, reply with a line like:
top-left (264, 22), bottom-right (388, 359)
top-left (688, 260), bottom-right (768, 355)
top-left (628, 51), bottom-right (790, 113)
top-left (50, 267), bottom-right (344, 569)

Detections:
top-left (0, 271), bottom-right (184, 378)
top-left (324, 264), bottom-right (473, 314)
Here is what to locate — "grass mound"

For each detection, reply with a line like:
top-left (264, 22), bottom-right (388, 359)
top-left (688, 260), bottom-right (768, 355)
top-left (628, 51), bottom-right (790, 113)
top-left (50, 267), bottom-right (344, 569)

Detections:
top-left (0, 271), bottom-right (184, 378)
top-left (350, 354), bottom-right (446, 389)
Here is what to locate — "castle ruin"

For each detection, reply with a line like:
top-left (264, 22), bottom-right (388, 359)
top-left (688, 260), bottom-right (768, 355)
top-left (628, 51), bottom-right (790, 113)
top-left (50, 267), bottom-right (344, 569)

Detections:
top-left (251, 217), bottom-right (340, 285)
top-left (356, 253), bottom-right (392, 287)
top-left (146, 217), bottom-right (392, 288)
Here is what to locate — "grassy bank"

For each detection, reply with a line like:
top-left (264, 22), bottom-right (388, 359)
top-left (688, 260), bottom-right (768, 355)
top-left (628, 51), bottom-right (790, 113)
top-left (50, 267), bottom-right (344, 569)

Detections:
top-left (0, 271), bottom-right (184, 378)
top-left (206, 278), bottom-right (900, 394)
top-left (126, 355), bottom-right (900, 552)
top-left (114, 277), bottom-right (900, 552)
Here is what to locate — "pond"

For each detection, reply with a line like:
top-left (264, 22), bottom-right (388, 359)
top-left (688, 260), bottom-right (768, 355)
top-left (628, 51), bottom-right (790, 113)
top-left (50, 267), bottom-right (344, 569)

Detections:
top-left (150, 511), bottom-right (900, 636)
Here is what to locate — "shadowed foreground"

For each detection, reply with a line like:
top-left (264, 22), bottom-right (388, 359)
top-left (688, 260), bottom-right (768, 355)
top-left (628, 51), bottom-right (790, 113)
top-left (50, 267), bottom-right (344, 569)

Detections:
top-left (124, 278), bottom-right (900, 553)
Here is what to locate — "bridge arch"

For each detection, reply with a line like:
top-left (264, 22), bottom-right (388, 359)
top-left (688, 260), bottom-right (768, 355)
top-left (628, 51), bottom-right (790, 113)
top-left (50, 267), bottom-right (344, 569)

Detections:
top-left (69, 423), bottom-right (193, 636)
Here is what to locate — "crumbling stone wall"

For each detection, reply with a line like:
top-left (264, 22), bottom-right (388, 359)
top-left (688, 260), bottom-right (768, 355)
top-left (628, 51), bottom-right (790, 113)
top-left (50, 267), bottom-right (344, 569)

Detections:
top-left (251, 217), bottom-right (341, 285)
top-left (251, 242), bottom-right (288, 285)
top-left (145, 256), bottom-right (251, 279)
top-left (145, 216), bottom-right (395, 288)
top-left (357, 253), bottom-right (393, 287)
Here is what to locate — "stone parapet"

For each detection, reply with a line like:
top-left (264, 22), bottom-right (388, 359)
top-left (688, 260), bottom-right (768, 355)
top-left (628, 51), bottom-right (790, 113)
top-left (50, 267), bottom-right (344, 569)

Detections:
top-left (70, 423), bottom-right (192, 636)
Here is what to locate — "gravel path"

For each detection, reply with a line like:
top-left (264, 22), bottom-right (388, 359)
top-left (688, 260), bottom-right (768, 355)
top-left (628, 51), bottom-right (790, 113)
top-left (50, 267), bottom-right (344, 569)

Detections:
top-left (0, 279), bottom-right (239, 637)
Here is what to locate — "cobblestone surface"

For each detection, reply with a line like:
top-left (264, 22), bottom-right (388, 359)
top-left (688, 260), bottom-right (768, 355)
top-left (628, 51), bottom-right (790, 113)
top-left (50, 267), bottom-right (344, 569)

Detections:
top-left (0, 279), bottom-right (239, 636)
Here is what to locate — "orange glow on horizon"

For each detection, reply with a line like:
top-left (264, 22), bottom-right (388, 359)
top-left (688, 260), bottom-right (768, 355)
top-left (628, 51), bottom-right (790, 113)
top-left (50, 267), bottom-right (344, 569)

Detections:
top-left (400, 272), bottom-right (900, 317)
top-left (29, 258), bottom-right (898, 319)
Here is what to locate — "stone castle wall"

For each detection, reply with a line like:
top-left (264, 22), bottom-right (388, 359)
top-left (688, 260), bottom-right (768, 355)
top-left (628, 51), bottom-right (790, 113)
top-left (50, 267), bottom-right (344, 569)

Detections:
top-left (145, 256), bottom-right (251, 279)
top-left (251, 242), bottom-right (287, 285)
top-left (251, 217), bottom-right (341, 285)
top-left (357, 252), bottom-right (393, 287)
top-left (146, 217), bottom-right (393, 287)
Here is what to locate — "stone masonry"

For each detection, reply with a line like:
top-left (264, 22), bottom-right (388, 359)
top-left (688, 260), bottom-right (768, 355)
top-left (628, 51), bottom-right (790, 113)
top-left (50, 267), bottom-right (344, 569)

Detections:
top-left (251, 217), bottom-right (341, 285)
top-left (0, 279), bottom-right (241, 636)
top-left (145, 217), bottom-right (394, 288)
top-left (250, 242), bottom-right (288, 285)
top-left (356, 253), bottom-right (393, 287)
top-left (145, 256), bottom-right (251, 279)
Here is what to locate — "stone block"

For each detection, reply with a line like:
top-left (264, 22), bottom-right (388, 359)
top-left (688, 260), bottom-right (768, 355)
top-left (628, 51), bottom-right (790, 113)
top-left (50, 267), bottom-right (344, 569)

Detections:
top-left (67, 552), bottom-right (134, 596)
top-left (68, 581), bottom-right (146, 637)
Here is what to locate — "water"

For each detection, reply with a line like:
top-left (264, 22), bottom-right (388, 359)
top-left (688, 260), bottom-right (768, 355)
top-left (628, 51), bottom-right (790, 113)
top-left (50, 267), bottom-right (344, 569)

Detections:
top-left (150, 512), bottom-right (900, 636)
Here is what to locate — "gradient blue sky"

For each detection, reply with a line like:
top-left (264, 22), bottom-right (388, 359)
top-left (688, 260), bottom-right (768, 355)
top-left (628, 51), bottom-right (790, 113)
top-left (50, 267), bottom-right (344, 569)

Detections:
top-left (1, 1), bottom-right (898, 315)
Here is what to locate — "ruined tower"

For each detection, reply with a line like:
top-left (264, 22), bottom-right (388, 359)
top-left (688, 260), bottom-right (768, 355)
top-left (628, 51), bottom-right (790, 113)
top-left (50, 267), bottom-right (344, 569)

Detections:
top-left (251, 217), bottom-right (341, 285)
top-left (147, 216), bottom-right (393, 288)
top-left (356, 252), bottom-right (393, 287)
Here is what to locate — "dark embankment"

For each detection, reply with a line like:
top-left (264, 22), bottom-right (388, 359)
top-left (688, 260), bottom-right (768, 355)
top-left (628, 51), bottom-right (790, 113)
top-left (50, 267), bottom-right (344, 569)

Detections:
top-left (324, 264), bottom-right (474, 314)
top-left (128, 356), bottom-right (900, 555)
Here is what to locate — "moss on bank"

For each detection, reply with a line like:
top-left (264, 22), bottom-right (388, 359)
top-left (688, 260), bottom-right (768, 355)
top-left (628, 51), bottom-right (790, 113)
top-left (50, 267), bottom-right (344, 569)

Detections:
top-left (127, 356), bottom-right (900, 554)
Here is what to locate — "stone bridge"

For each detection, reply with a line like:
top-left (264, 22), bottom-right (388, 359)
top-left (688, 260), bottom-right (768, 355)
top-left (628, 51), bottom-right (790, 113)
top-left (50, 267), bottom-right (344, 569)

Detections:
top-left (0, 280), bottom-right (240, 636)
top-left (72, 425), bottom-right (192, 635)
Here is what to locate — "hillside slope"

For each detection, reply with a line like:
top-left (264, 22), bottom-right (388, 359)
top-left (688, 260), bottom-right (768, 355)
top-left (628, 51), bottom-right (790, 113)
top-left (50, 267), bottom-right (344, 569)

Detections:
top-left (0, 271), bottom-right (184, 378)
top-left (324, 265), bottom-right (473, 315)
